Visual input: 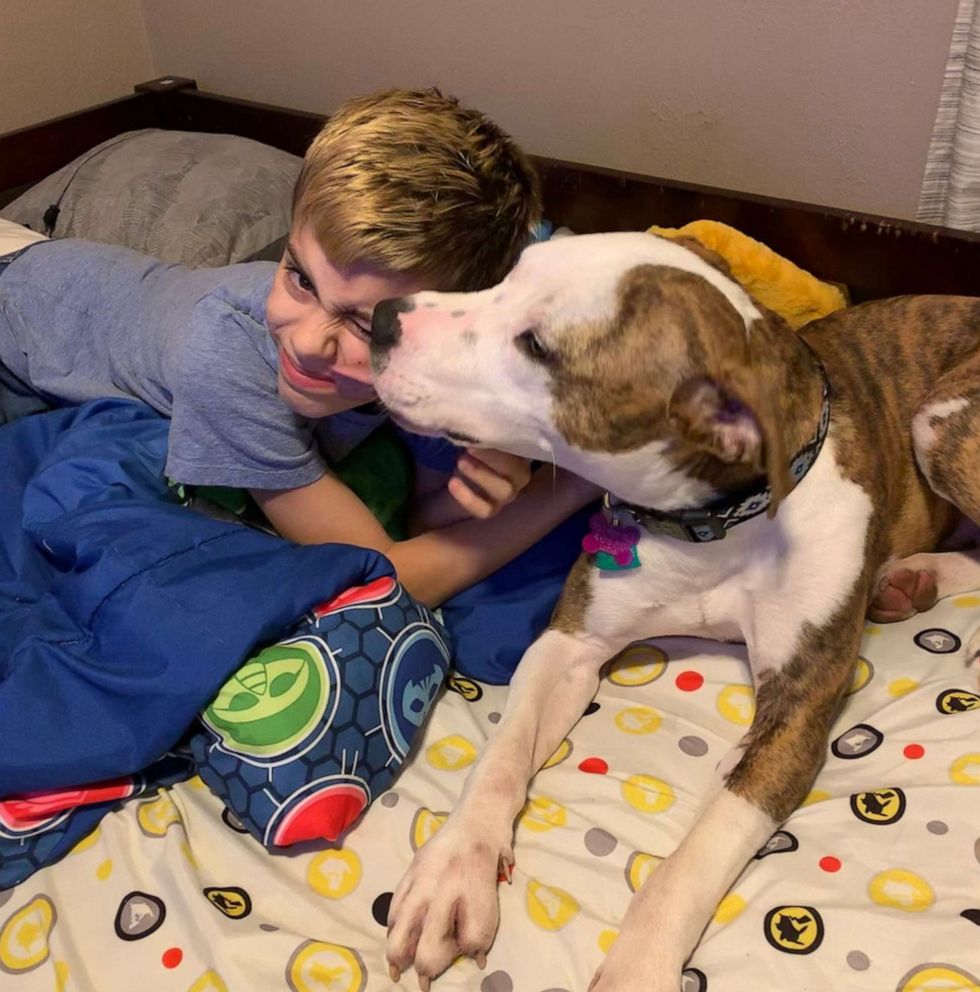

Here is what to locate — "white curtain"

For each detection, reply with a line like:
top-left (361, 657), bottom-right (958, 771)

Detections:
top-left (918, 0), bottom-right (980, 231)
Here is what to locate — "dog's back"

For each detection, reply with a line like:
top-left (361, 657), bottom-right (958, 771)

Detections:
top-left (802, 296), bottom-right (980, 561)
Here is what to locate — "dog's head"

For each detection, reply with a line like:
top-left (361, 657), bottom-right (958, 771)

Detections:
top-left (371, 232), bottom-right (793, 510)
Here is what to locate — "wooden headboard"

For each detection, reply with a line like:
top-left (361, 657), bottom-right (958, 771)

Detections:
top-left (2, 76), bottom-right (978, 302)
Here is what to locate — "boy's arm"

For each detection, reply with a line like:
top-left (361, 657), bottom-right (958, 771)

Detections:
top-left (252, 468), bottom-right (599, 608)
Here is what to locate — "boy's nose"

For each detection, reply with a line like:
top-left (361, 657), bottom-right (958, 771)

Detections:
top-left (371, 297), bottom-right (414, 351)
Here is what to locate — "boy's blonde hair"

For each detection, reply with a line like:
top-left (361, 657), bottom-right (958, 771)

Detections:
top-left (293, 88), bottom-right (541, 292)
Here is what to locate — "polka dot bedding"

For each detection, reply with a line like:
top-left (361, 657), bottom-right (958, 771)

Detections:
top-left (2, 597), bottom-right (978, 991)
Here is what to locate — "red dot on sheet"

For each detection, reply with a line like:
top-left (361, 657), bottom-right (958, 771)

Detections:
top-left (819, 856), bottom-right (842, 873)
top-left (578, 757), bottom-right (609, 775)
top-left (904, 743), bottom-right (925, 759)
top-left (675, 671), bottom-right (704, 691)
top-left (162, 948), bottom-right (183, 969)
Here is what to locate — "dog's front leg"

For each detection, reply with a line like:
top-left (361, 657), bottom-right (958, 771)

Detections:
top-left (590, 600), bottom-right (865, 992)
top-left (387, 627), bottom-right (615, 989)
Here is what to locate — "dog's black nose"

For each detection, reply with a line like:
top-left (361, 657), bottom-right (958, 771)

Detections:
top-left (371, 297), bottom-right (414, 351)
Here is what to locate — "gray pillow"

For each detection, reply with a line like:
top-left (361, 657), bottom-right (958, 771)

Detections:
top-left (0, 129), bottom-right (301, 268)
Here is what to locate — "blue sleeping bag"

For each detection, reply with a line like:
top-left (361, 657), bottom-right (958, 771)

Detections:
top-left (0, 399), bottom-right (588, 887)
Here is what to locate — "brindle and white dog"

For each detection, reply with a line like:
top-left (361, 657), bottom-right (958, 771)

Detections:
top-left (369, 232), bottom-right (980, 991)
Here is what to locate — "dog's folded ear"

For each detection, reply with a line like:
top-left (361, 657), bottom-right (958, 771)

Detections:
top-left (668, 366), bottom-right (792, 514)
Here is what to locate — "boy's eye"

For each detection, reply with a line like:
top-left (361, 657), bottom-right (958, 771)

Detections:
top-left (345, 315), bottom-right (372, 338)
top-left (286, 265), bottom-right (315, 294)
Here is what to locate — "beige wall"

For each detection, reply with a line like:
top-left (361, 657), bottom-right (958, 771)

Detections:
top-left (1, 2), bottom-right (958, 220)
top-left (140, 1), bottom-right (958, 221)
top-left (0, 0), bottom-right (153, 133)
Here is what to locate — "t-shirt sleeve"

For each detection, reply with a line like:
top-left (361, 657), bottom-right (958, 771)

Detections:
top-left (165, 294), bottom-right (326, 490)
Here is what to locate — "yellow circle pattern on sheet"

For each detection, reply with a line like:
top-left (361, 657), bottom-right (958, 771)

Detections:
top-left (614, 705), bottom-right (662, 735)
top-left (519, 796), bottom-right (568, 833)
top-left (897, 963), bottom-right (980, 991)
top-left (621, 774), bottom-right (675, 814)
top-left (69, 826), bottom-right (101, 856)
top-left (425, 734), bottom-right (477, 771)
top-left (716, 685), bottom-right (756, 725)
top-left (606, 644), bottom-right (668, 686)
top-left (188, 971), bottom-right (230, 992)
top-left (868, 869), bottom-right (935, 912)
top-left (96, 859), bottom-right (113, 881)
top-left (137, 793), bottom-right (182, 837)
top-left (888, 678), bottom-right (919, 698)
top-left (0, 895), bottom-right (56, 974)
top-left (525, 880), bottom-right (579, 931)
top-left (542, 738), bottom-right (573, 769)
top-left (55, 959), bottom-right (70, 992)
top-left (307, 848), bottom-right (362, 900)
top-left (949, 753), bottom-right (980, 785)
top-left (847, 656), bottom-right (875, 695)
top-left (953, 595), bottom-right (980, 608)
top-left (286, 940), bottom-right (366, 992)
top-left (713, 892), bottom-right (747, 925)
top-left (598, 928), bottom-right (618, 952)
top-left (625, 851), bottom-right (663, 893)
top-left (802, 789), bottom-right (832, 806)
top-left (410, 808), bottom-right (448, 851)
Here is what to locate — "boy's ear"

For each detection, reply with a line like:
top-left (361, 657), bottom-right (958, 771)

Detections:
top-left (668, 364), bottom-right (792, 513)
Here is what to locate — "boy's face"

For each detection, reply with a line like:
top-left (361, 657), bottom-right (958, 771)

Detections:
top-left (266, 222), bottom-right (422, 420)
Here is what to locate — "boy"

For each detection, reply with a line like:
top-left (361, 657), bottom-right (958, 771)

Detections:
top-left (0, 88), bottom-right (597, 605)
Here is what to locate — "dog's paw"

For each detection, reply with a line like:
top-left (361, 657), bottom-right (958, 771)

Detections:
top-left (868, 564), bottom-right (938, 623)
top-left (386, 819), bottom-right (511, 988)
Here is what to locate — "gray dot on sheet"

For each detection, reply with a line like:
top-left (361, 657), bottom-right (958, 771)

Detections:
top-left (381, 792), bottom-right (400, 808)
top-left (0, 887), bottom-right (11, 909)
top-left (975, 837), bottom-right (980, 865)
top-left (451, 310), bottom-right (466, 318)
top-left (259, 923), bottom-right (278, 932)
top-left (488, 711), bottom-right (502, 724)
top-left (585, 828), bottom-right (618, 857)
top-left (846, 951), bottom-right (870, 971)
top-left (481, 971), bottom-right (513, 992)
top-left (679, 735), bottom-right (709, 756)
top-left (927, 820), bottom-right (949, 835)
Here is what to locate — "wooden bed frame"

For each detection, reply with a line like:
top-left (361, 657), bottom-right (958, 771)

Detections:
top-left (1, 75), bottom-right (978, 303)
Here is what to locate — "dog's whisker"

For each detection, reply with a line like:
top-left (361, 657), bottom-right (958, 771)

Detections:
top-left (540, 438), bottom-right (559, 490)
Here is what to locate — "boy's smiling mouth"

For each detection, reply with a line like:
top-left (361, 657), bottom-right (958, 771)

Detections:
top-left (279, 348), bottom-right (336, 391)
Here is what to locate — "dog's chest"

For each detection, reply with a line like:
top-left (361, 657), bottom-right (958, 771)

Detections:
top-left (579, 438), bottom-right (875, 668)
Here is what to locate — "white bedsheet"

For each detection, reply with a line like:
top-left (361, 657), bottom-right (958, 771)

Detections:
top-left (3, 598), bottom-right (979, 992)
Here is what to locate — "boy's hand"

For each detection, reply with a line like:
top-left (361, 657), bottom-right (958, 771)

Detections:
top-left (447, 448), bottom-right (532, 519)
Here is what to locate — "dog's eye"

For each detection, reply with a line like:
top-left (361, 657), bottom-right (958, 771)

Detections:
top-left (516, 329), bottom-right (550, 363)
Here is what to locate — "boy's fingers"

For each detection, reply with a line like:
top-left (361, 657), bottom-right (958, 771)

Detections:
top-left (455, 456), bottom-right (514, 505)
top-left (447, 476), bottom-right (494, 519)
top-left (464, 449), bottom-right (532, 489)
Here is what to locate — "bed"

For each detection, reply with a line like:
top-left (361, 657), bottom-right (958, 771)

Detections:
top-left (1, 76), bottom-right (979, 992)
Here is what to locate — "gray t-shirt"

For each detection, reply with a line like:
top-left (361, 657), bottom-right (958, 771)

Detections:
top-left (0, 240), bottom-right (392, 489)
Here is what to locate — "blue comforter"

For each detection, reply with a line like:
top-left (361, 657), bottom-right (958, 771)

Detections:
top-left (0, 398), bottom-right (587, 798)
top-left (0, 400), bottom-right (395, 797)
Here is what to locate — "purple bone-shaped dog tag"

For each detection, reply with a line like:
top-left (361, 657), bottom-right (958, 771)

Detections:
top-left (582, 513), bottom-right (641, 569)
